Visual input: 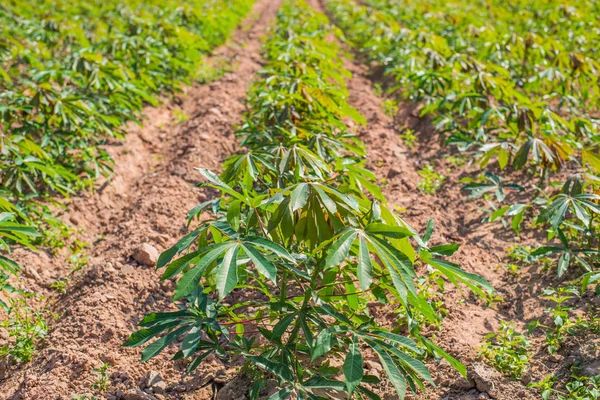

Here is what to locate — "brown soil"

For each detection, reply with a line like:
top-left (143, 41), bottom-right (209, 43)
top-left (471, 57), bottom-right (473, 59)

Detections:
top-left (1, 0), bottom-right (594, 399)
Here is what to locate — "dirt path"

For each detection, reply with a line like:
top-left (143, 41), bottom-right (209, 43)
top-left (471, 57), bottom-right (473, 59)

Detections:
top-left (1, 0), bottom-right (281, 398)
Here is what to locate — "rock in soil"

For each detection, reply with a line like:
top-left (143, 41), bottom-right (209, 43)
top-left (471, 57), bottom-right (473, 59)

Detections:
top-left (469, 363), bottom-right (501, 399)
top-left (133, 243), bottom-right (159, 266)
top-left (146, 371), bottom-right (167, 394)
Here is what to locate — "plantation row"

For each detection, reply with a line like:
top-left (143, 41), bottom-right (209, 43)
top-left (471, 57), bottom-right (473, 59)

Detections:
top-left (0, 0), bottom-right (253, 288)
top-left (325, 0), bottom-right (600, 284)
top-left (125, 1), bottom-right (492, 398)
top-left (325, 0), bottom-right (600, 397)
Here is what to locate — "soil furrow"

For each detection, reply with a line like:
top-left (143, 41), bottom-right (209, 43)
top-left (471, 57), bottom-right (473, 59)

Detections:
top-left (2, 0), bottom-right (281, 398)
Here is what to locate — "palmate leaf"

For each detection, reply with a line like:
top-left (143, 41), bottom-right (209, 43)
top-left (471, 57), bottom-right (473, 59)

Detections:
top-left (462, 172), bottom-right (524, 202)
top-left (174, 241), bottom-right (236, 300)
top-left (246, 355), bottom-right (294, 382)
top-left (323, 225), bottom-right (438, 320)
top-left (357, 235), bottom-right (373, 290)
top-left (538, 193), bottom-right (600, 229)
top-left (169, 236), bottom-right (292, 300)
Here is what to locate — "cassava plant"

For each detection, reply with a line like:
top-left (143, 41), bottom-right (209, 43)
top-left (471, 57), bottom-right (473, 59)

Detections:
top-left (126, 1), bottom-right (493, 399)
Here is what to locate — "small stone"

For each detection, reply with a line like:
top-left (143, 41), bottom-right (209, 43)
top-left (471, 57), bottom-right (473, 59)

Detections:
top-left (23, 265), bottom-right (42, 282)
top-left (120, 264), bottom-right (135, 275)
top-left (214, 370), bottom-right (228, 384)
top-left (364, 360), bottom-right (383, 371)
top-left (145, 370), bottom-right (167, 394)
top-left (548, 354), bottom-right (563, 363)
top-left (520, 372), bottom-right (532, 385)
top-left (133, 243), bottom-right (159, 267)
top-left (104, 263), bottom-right (116, 273)
top-left (173, 385), bottom-right (186, 393)
top-left (582, 360), bottom-right (600, 376)
top-left (387, 168), bottom-right (401, 179)
top-left (152, 381), bottom-right (166, 394)
top-left (469, 363), bottom-right (500, 399)
top-left (121, 389), bottom-right (157, 400)
top-left (208, 108), bottom-right (222, 117)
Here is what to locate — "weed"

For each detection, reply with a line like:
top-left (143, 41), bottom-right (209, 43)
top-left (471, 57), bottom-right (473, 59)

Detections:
top-left (399, 128), bottom-right (418, 150)
top-left (0, 297), bottom-right (48, 364)
top-left (50, 278), bottom-right (71, 294)
top-left (172, 110), bottom-right (190, 124)
top-left (381, 99), bottom-right (398, 117)
top-left (91, 362), bottom-right (110, 392)
top-left (479, 321), bottom-right (530, 379)
top-left (418, 164), bottom-right (445, 194)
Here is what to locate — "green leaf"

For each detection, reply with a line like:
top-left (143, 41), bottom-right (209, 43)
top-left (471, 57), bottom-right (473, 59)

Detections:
top-left (216, 244), bottom-right (240, 299)
top-left (124, 320), bottom-right (181, 347)
top-left (366, 223), bottom-right (413, 239)
top-left (162, 249), bottom-right (203, 280)
top-left (290, 183), bottom-right (309, 211)
top-left (343, 339), bottom-right (363, 395)
top-left (357, 235), bottom-right (373, 290)
top-left (141, 325), bottom-right (189, 362)
top-left (325, 230), bottom-right (358, 268)
top-left (241, 243), bottom-right (277, 282)
top-left (246, 238), bottom-right (295, 262)
top-left (368, 341), bottom-right (407, 399)
top-left (174, 242), bottom-right (235, 300)
top-left (266, 386), bottom-right (294, 400)
top-left (247, 355), bottom-right (293, 382)
top-left (157, 229), bottom-right (202, 270)
top-left (312, 328), bottom-right (334, 361)
top-left (557, 252), bottom-right (571, 277)
top-left (271, 313), bottom-right (297, 341)
top-left (227, 200), bottom-right (242, 231)
top-left (419, 336), bottom-right (466, 377)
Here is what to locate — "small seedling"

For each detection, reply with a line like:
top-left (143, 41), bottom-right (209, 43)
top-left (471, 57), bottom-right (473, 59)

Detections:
top-left (418, 163), bottom-right (445, 194)
top-left (479, 321), bottom-right (530, 379)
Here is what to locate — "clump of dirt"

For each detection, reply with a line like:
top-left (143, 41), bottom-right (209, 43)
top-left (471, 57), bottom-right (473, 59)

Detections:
top-left (1, 0), bottom-right (280, 398)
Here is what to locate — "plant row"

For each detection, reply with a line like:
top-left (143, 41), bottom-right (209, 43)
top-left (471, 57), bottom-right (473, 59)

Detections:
top-left (125, 1), bottom-right (492, 399)
top-left (0, 0), bottom-right (254, 284)
top-left (325, 0), bottom-right (600, 286)
top-left (325, 0), bottom-right (600, 396)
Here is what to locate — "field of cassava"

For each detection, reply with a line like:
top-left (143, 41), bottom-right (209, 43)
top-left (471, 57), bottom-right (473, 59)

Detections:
top-left (1, 0), bottom-right (599, 398)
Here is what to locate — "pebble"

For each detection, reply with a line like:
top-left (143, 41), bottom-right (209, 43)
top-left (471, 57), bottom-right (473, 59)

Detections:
top-left (133, 243), bottom-right (159, 267)
top-left (120, 264), bottom-right (135, 275)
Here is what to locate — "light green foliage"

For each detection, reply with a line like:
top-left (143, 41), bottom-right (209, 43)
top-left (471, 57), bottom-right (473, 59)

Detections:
top-left (125, 2), bottom-right (493, 399)
top-left (0, 297), bottom-right (48, 364)
top-left (49, 278), bottom-right (70, 294)
top-left (399, 129), bottom-right (418, 151)
top-left (381, 99), bottom-right (397, 117)
top-left (417, 164), bottom-right (445, 195)
top-left (91, 362), bottom-right (110, 392)
top-left (0, 0), bottom-right (255, 282)
top-left (479, 321), bottom-right (530, 379)
top-left (172, 110), bottom-right (190, 124)
top-left (528, 287), bottom-right (600, 355)
top-left (325, 0), bottom-right (600, 282)
top-left (531, 372), bottom-right (600, 400)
